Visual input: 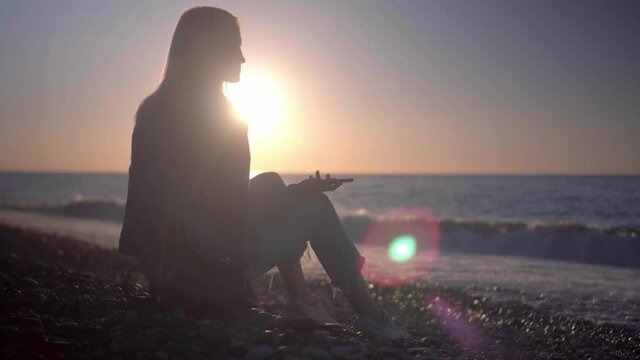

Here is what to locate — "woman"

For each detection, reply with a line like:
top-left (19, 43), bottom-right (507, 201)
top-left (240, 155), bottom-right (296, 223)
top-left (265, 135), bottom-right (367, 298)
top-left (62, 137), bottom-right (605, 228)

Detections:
top-left (119, 6), bottom-right (409, 340)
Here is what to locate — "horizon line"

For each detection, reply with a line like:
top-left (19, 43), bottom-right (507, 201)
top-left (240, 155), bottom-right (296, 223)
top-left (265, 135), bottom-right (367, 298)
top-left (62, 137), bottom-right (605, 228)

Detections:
top-left (0, 169), bottom-right (639, 177)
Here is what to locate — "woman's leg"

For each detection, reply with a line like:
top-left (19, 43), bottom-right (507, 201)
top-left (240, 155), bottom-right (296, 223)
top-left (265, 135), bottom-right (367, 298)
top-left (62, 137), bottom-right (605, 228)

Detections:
top-left (247, 185), bottom-right (382, 322)
top-left (299, 192), bottom-right (382, 322)
top-left (277, 258), bottom-right (312, 304)
top-left (248, 173), bottom-right (313, 303)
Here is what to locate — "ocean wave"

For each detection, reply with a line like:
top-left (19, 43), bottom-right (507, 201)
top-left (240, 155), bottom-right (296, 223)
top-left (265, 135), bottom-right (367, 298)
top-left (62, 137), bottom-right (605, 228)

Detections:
top-left (341, 215), bottom-right (640, 269)
top-left (2, 199), bottom-right (639, 268)
top-left (0, 198), bottom-right (125, 223)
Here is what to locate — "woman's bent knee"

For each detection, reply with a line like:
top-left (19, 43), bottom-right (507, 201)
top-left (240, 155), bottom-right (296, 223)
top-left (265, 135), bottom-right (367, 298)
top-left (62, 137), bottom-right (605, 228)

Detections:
top-left (250, 172), bottom-right (285, 191)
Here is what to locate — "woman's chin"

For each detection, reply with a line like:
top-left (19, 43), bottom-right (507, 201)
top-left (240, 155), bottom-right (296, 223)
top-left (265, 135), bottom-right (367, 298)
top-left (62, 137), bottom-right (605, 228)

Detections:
top-left (224, 73), bottom-right (241, 83)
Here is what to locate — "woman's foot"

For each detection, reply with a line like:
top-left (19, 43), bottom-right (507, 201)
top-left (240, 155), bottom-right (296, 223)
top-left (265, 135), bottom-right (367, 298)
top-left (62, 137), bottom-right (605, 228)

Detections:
top-left (353, 310), bottom-right (411, 340)
top-left (283, 297), bottom-right (338, 325)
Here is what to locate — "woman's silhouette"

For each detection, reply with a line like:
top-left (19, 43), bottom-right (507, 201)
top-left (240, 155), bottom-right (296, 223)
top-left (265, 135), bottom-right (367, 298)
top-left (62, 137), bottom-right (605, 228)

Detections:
top-left (119, 6), bottom-right (408, 340)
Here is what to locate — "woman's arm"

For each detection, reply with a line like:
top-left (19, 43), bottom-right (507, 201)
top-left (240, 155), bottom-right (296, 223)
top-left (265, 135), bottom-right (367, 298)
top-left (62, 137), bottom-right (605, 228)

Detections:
top-left (209, 121), bottom-right (251, 262)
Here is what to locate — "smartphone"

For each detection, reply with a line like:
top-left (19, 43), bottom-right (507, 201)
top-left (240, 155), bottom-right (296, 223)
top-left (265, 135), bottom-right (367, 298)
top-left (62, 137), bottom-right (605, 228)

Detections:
top-left (336, 178), bottom-right (354, 183)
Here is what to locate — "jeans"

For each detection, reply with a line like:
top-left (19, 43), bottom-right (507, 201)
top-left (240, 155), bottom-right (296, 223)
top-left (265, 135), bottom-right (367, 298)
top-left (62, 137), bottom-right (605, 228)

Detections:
top-left (245, 172), bottom-right (366, 292)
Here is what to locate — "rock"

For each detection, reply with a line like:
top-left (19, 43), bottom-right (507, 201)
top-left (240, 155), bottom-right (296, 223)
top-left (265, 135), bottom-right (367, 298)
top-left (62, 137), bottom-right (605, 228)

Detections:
top-left (199, 329), bottom-right (219, 342)
top-left (276, 345), bottom-right (296, 354)
top-left (243, 345), bottom-right (274, 360)
top-left (125, 310), bottom-right (139, 321)
top-left (378, 346), bottom-right (411, 360)
top-left (312, 330), bottom-right (331, 337)
top-left (407, 347), bottom-right (431, 354)
top-left (32, 287), bottom-right (52, 295)
top-left (139, 337), bottom-right (159, 351)
top-left (311, 330), bottom-right (334, 343)
top-left (145, 328), bottom-right (161, 338)
top-left (171, 341), bottom-right (191, 353)
top-left (197, 318), bottom-right (211, 326)
top-left (229, 339), bottom-right (247, 356)
top-left (97, 296), bottom-right (119, 305)
top-left (47, 339), bottom-right (72, 350)
top-left (104, 311), bottom-right (122, 325)
top-left (19, 326), bottom-right (45, 335)
top-left (91, 349), bottom-right (106, 359)
top-left (108, 340), bottom-right (120, 353)
top-left (22, 277), bottom-right (39, 286)
top-left (60, 321), bottom-right (79, 330)
top-left (282, 356), bottom-right (306, 360)
top-left (190, 342), bottom-right (205, 353)
top-left (301, 347), bottom-right (332, 359)
top-left (4, 295), bottom-right (29, 308)
top-left (172, 309), bottom-right (187, 321)
top-left (155, 351), bottom-right (170, 360)
top-left (0, 326), bottom-right (20, 337)
top-left (330, 345), bottom-right (353, 357)
top-left (10, 316), bottom-right (43, 327)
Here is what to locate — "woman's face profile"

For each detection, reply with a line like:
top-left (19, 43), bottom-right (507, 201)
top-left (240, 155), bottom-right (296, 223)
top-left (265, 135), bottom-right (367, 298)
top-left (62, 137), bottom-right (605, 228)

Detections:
top-left (218, 30), bottom-right (245, 83)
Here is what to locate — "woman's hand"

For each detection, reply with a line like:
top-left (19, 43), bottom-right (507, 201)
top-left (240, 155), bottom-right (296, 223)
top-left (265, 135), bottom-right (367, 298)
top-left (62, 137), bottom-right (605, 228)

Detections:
top-left (294, 170), bottom-right (346, 192)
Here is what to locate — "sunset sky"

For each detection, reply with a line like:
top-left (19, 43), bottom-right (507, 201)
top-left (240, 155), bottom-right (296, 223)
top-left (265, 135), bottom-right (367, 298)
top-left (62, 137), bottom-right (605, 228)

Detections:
top-left (1, 0), bottom-right (638, 174)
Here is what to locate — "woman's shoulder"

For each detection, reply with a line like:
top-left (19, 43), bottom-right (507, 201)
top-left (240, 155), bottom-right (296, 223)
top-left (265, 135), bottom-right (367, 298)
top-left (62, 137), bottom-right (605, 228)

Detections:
top-left (136, 92), bottom-right (165, 125)
top-left (134, 92), bottom-right (182, 140)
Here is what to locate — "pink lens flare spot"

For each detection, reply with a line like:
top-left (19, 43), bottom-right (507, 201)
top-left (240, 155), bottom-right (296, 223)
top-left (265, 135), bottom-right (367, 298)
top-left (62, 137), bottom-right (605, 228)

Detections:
top-left (427, 295), bottom-right (486, 352)
top-left (360, 207), bottom-right (440, 287)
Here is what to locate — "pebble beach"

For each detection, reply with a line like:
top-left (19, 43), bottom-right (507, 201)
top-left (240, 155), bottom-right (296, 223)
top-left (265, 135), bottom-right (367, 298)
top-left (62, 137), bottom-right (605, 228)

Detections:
top-left (2, 223), bottom-right (639, 360)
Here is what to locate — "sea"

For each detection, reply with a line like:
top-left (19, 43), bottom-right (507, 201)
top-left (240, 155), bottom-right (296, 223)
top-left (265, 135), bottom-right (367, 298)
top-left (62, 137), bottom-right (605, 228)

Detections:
top-left (0, 172), bottom-right (639, 328)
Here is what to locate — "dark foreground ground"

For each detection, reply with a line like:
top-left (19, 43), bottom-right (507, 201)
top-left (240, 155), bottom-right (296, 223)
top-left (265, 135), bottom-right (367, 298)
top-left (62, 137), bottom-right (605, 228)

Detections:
top-left (1, 224), bottom-right (638, 360)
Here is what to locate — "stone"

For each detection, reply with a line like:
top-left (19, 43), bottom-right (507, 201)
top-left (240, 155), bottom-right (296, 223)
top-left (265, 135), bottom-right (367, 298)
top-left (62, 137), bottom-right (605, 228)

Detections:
top-left (311, 330), bottom-right (334, 343)
top-left (282, 356), bottom-right (305, 360)
top-left (301, 347), bottom-right (332, 360)
top-left (172, 309), bottom-right (187, 320)
top-left (0, 326), bottom-right (20, 336)
top-left (32, 287), bottom-right (52, 295)
top-left (197, 318), bottom-right (211, 326)
top-left (407, 347), bottom-right (431, 354)
top-left (125, 311), bottom-right (139, 322)
top-left (108, 340), bottom-right (120, 353)
top-left (378, 346), bottom-right (411, 360)
top-left (330, 345), bottom-right (353, 357)
top-left (22, 277), bottom-right (39, 286)
top-left (190, 343), bottom-right (205, 353)
top-left (155, 351), bottom-right (170, 360)
top-left (243, 345), bottom-right (274, 360)
top-left (91, 349), bottom-right (106, 359)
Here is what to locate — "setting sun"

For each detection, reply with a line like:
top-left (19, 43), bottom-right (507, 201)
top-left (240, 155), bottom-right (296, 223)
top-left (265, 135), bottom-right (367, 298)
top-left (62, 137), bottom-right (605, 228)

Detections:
top-left (225, 71), bottom-right (286, 141)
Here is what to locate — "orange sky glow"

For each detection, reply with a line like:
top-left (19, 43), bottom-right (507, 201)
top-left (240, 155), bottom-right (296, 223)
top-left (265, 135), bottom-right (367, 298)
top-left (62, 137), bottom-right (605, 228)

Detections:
top-left (1, 1), bottom-right (638, 175)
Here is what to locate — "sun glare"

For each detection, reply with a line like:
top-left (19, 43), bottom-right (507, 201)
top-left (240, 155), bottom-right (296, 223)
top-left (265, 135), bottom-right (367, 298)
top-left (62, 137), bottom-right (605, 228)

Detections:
top-left (249, 169), bottom-right (262, 178)
top-left (225, 71), bottom-right (285, 141)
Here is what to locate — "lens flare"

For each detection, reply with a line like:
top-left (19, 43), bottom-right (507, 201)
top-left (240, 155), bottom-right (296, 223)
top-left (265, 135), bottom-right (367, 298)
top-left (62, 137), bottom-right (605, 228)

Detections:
top-left (426, 295), bottom-right (485, 352)
top-left (388, 235), bottom-right (417, 263)
top-left (360, 207), bottom-right (440, 287)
